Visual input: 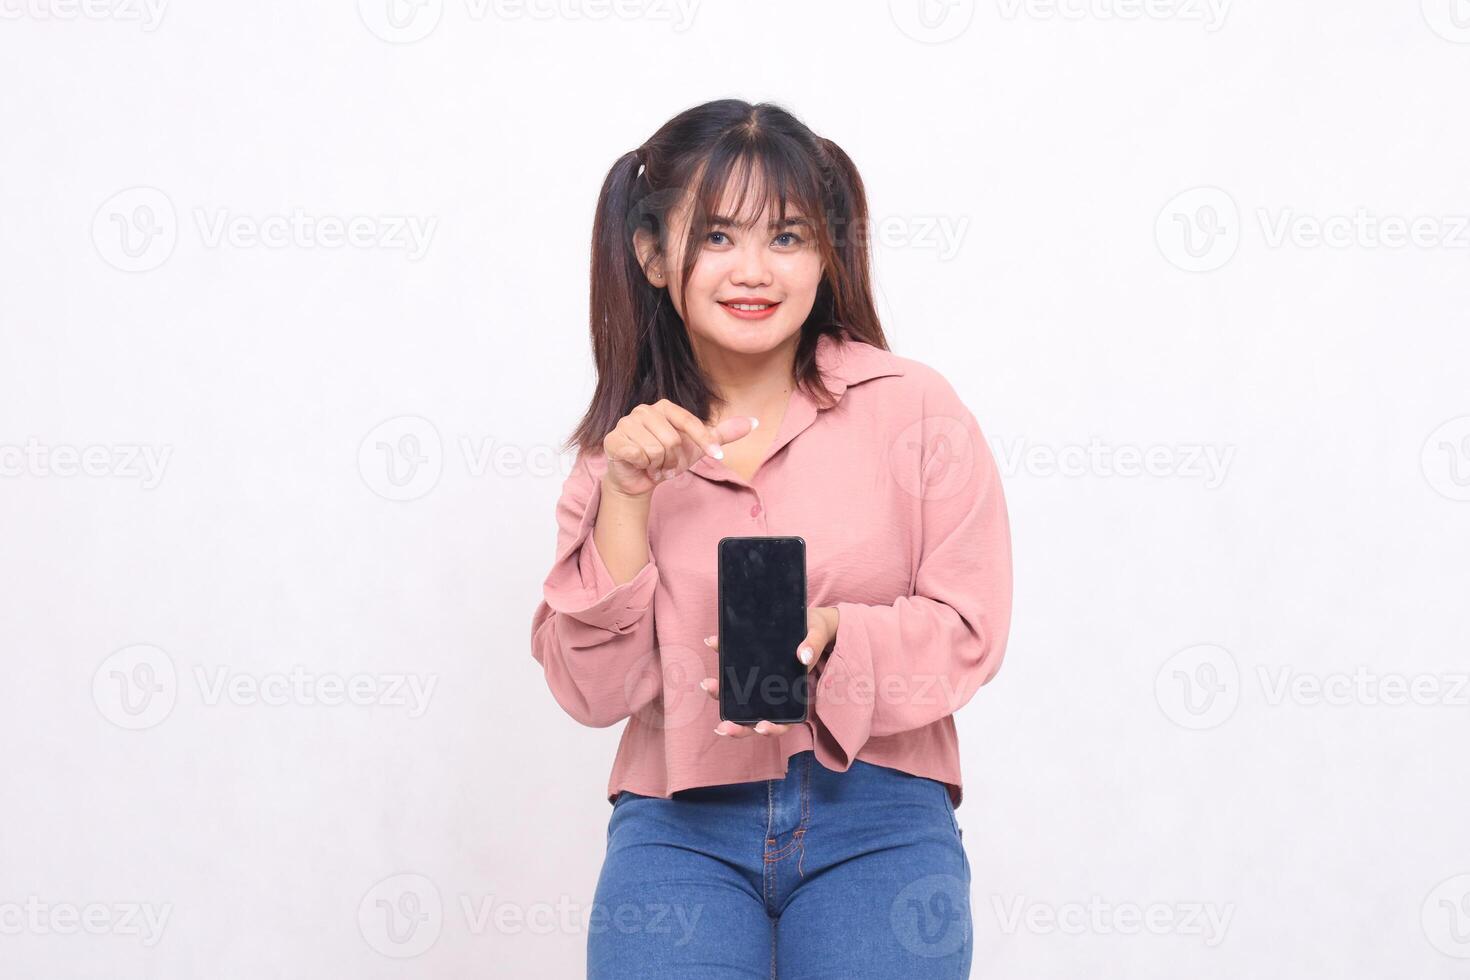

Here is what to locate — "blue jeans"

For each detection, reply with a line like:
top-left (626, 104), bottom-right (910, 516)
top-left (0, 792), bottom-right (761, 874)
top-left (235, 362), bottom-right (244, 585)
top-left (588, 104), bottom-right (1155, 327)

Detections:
top-left (587, 750), bottom-right (972, 979)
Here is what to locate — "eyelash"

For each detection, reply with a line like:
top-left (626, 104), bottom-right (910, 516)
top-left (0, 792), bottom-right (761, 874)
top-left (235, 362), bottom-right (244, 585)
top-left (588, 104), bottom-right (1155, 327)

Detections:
top-left (707, 231), bottom-right (804, 247)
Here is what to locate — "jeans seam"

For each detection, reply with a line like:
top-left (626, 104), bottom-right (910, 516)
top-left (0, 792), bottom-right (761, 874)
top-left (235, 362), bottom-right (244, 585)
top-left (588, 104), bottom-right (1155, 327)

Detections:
top-left (796, 754), bottom-right (810, 876)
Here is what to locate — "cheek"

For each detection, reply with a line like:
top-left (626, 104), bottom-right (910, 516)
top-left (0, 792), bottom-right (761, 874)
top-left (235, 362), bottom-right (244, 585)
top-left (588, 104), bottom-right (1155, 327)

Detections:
top-left (680, 263), bottom-right (723, 305)
top-left (780, 252), bottom-right (824, 296)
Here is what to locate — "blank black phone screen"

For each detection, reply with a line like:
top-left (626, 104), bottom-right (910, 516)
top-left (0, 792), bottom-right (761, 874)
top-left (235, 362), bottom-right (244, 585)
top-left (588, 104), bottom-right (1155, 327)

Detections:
top-left (717, 535), bottom-right (809, 725)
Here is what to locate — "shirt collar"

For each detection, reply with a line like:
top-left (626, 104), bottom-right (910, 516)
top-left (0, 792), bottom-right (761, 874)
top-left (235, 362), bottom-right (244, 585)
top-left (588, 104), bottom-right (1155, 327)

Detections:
top-left (812, 331), bottom-right (905, 405)
top-left (688, 332), bottom-right (903, 488)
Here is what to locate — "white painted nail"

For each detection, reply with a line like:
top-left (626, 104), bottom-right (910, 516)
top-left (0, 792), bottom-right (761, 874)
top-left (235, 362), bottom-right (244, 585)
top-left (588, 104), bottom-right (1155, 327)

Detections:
top-left (708, 443), bottom-right (724, 459)
top-left (748, 417), bottom-right (759, 429)
top-left (798, 646), bottom-right (813, 666)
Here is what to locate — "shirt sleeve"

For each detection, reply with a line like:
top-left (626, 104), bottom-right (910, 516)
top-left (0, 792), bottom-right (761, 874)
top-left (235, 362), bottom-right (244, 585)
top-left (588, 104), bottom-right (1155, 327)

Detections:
top-left (809, 372), bottom-right (1013, 770)
top-left (530, 450), bottom-right (661, 727)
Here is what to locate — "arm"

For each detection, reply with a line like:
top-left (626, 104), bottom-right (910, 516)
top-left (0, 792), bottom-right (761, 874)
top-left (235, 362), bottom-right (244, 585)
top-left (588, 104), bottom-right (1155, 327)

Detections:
top-left (529, 451), bottom-right (660, 728)
top-left (810, 374), bottom-right (1013, 769)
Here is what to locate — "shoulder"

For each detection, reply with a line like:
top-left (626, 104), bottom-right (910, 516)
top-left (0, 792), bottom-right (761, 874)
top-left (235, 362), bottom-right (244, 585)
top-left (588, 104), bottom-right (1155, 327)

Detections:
top-left (838, 339), bottom-right (975, 416)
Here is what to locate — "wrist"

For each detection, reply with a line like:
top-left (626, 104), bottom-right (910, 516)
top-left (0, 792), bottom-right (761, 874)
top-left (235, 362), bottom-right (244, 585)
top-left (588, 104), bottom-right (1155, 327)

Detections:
top-left (819, 606), bottom-right (840, 652)
top-left (601, 474), bottom-right (652, 505)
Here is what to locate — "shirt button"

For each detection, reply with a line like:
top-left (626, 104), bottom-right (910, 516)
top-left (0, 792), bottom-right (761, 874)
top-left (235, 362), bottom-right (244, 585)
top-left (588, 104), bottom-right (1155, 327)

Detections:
top-left (750, 503), bottom-right (761, 517)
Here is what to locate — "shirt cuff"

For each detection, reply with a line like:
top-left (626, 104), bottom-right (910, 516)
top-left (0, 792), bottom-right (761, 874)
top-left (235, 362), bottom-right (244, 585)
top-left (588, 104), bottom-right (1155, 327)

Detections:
top-left (809, 601), bottom-right (875, 771)
top-left (541, 472), bottom-right (659, 634)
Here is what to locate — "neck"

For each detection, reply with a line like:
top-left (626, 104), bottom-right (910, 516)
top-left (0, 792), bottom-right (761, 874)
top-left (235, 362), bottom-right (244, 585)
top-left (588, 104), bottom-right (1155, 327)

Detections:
top-left (693, 334), bottom-right (799, 419)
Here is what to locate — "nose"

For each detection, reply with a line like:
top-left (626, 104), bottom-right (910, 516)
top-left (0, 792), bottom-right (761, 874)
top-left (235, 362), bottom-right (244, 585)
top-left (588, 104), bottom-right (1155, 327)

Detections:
top-left (729, 237), bottom-right (773, 288)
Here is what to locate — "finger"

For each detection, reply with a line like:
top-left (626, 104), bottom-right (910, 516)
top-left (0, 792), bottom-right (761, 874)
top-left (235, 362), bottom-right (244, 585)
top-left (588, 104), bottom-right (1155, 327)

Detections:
top-left (699, 677), bottom-right (717, 700)
top-left (753, 721), bottom-right (790, 736)
top-left (627, 406), bottom-right (674, 472)
top-left (713, 721), bottom-right (756, 738)
top-left (659, 402), bottom-right (727, 463)
top-left (795, 628), bottom-right (824, 672)
top-left (637, 409), bottom-right (690, 480)
top-left (605, 430), bottom-right (653, 470)
top-left (710, 414), bottom-right (759, 449)
top-left (703, 634), bottom-right (718, 652)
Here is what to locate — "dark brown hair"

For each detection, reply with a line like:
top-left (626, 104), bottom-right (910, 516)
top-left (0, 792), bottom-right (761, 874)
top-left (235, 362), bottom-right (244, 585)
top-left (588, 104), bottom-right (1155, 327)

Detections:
top-left (565, 98), bottom-right (889, 456)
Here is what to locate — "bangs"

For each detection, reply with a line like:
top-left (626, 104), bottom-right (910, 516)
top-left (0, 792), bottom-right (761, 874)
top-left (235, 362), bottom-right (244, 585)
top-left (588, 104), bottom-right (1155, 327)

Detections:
top-left (683, 138), bottom-right (829, 247)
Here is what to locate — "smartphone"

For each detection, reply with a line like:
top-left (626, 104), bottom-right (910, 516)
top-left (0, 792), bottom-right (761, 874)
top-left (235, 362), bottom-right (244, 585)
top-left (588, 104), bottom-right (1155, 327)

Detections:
top-left (717, 535), bottom-right (809, 725)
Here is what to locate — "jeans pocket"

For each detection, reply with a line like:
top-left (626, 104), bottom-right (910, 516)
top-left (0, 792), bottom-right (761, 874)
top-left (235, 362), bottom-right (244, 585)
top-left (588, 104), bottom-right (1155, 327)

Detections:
top-left (937, 782), bottom-right (963, 841)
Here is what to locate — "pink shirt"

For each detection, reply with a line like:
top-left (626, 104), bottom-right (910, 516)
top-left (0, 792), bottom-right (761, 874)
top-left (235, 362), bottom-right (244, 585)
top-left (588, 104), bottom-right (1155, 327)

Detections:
top-left (530, 331), bottom-right (1013, 809)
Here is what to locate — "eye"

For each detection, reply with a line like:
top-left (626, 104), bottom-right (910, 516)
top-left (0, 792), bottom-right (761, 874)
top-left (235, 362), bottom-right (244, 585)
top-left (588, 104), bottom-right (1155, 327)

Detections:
top-left (773, 232), bottom-right (803, 247)
top-left (707, 231), bottom-right (730, 246)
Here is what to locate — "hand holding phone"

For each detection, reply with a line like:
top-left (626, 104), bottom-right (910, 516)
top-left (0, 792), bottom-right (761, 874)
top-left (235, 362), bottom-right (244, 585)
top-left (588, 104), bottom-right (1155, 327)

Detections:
top-left (704, 536), bottom-right (842, 736)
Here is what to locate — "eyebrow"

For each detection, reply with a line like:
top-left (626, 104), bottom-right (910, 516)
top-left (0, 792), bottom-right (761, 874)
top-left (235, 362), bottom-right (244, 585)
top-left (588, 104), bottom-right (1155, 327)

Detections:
top-left (709, 214), bottom-right (812, 230)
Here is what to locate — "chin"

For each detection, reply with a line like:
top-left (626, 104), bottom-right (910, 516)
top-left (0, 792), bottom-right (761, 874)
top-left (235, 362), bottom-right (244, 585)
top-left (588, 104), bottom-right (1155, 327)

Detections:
top-left (700, 316), bottom-right (803, 355)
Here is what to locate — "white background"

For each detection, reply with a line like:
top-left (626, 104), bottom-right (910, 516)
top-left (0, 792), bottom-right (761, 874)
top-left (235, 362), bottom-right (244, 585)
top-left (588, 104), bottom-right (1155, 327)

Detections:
top-left (3, 1), bottom-right (1469, 977)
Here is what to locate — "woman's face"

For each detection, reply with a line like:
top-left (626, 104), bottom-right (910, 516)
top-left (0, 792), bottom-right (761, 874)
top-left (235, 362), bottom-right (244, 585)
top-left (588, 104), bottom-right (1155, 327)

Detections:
top-left (638, 172), bottom-right (824, 360)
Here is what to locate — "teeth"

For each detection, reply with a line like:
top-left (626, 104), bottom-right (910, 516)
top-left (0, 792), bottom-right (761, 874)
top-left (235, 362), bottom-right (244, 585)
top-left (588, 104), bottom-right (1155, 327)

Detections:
top-left (727, 303), bottom-right (771, 311)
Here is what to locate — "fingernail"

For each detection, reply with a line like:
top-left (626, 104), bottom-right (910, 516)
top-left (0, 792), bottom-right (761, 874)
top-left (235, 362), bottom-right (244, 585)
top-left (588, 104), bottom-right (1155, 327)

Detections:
top-left (713, 725), bottom-right (728, 737)
top-left (708, 443), bottom-right (724, 460)
top-left (754, 721), bottom-right (770, 734)
top-left (748, 417), bottom-right (759, 429)
top-left (698, 679), bottom-right (708, 692)
top-left (798, 646), bottom-right (813, 666)
top-left (703, 636), bottom-right (714, 647)
top-left (662, 469), bottom-right (675, 480)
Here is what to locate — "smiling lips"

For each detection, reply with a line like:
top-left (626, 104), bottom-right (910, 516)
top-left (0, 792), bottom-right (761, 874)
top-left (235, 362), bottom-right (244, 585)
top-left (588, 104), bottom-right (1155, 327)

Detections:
top-left (719, 298), bottom-right (781, 320)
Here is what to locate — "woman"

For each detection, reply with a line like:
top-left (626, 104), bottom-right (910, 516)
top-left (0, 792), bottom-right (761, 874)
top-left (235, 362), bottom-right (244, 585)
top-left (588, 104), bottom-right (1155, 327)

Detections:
top-left (530, 99), bottom-right (1013, 979)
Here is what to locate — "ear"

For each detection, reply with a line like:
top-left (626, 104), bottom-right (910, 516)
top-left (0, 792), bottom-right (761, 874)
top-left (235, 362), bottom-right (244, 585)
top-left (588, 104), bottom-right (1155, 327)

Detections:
top-left (632, 227), bottom-right (666, 289)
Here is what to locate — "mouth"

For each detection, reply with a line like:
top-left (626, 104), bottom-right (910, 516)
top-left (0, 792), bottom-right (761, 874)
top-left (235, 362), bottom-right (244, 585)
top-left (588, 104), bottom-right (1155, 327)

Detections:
top-left (718, 299), bottom-right (781, 320)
